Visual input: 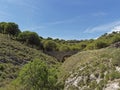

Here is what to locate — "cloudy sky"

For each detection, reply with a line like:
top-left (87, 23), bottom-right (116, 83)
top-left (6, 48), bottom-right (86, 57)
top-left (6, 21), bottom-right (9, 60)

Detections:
top-left (0, 0), bottom-right (120, 40)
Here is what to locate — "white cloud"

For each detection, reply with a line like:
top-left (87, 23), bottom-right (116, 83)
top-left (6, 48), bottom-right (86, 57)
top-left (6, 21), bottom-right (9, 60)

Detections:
top-left (84, 21), bottom-right (120, 33)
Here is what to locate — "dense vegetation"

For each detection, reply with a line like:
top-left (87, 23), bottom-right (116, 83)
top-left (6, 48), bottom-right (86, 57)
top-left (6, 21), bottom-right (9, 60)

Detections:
top-left (13, 59), bottom-right (60, 90)
top-left (0, 33), bottom-right (59, 89)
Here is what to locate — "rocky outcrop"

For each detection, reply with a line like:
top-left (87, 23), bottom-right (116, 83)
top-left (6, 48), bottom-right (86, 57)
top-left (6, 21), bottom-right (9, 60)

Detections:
top-left (105, 82), bottom-right (120, 90)
top-left (110, 42), bottom-right (120, 48)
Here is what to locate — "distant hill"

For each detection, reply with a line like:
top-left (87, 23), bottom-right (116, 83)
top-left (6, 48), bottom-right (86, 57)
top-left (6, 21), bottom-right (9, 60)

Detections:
top-left (0, 34), bottom-right (57, 87)
top-left (59, 45), bottom-right (120, 90)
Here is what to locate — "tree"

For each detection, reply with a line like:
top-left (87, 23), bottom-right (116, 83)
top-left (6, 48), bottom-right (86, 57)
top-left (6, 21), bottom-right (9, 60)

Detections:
top-left (0, 22), bottom-right (21, 36)
top-left (0, 22), bottom-right (7, 33)
top-left (15, 59), bottom-right (58, 90)
top-left (59, 45), bottom-right (70, 51)
top-left (4, 22), bottom-right (20, 36)
top-left (43, 40), bottom-right (57, 51)
top-left (18, 31), bottom-right (40, 46)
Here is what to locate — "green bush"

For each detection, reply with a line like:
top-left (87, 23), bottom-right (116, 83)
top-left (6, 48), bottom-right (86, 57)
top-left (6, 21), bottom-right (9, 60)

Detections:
top-left (14, 59), bottom-right (59, 90)
top-left (85, 43), bottom-right (95, 50)
top-left (17, 31), bottom-right (40, 46)
top-left (59, 45), bottom-right (70, 51)
top-left (94, 41), bottom-right (108, 49)
top-left (112, 35), bottom-right (120, 43)
top-left (43, 40), bottom-right (57, 51)
top-left (0, 22), bottom-right (20, 36)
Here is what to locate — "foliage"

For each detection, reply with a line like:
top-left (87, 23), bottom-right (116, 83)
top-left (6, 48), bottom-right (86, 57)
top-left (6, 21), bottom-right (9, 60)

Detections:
top-left (94, 40), bottom-right (108, 49)
top-left (17, 31), bottom-right (40, 46)
top-left (112, 34), bottom-right (120, 43)
top-left (0, 22), bottom-right (20, 36)
top-left (43, 40), bottom-right (57, 51)
top-left (1, 22), bottom-right (120, 53)
top-left (59, 45), bottom-right (70, 51)
top-left (0, 33), bottom-right (58, 88)
top-left (14, 59), bottom-right (59, 90)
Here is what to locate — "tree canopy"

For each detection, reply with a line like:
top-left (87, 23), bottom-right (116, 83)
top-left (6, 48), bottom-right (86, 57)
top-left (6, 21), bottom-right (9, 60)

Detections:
top-left (18, 31), bottom-right (40, 46)
top-left (43, 40), bottom-right (57, 51)
top-left (0, 22), bottom-right (20, 36)
top-left (15, 59), bottom-right (58, 90)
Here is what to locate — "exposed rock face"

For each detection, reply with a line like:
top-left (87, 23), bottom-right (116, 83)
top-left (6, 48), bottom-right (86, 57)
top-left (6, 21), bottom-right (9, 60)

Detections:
top-left (63, 57), bottom-right (120, 90)
top-left (105, 82), bottom-right (120, 90)
top-left (60, 43), bottom-right (120, 90)
top-left (111, 42), bottom-right (120, 48)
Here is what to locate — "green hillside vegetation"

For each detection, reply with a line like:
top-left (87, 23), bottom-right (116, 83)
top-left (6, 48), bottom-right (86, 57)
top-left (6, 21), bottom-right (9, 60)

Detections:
top-left (0, 22), bottom-right (120, 90)
top-left (0, 33), bottom-right (58, 89)
top-left (13, 59), bottom-right (60, 90)
top-left (58, 46), bottom-right (120, 89)
top-left (1, 22), bottom-right (120, 61)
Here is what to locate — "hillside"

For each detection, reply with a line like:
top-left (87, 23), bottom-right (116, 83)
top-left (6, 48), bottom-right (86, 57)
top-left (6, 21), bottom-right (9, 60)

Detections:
top-left (0, 34), bottom-right (58, 87)
top-left (59, 45), bottom-right (120, 90)
top-left (1, 22), bottom-right (120, 90)
top-left (1, 22), bottom-right (120, 63)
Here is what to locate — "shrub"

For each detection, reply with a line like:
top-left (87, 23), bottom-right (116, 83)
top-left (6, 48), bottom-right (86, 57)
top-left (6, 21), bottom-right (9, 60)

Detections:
top-left (43, 40), bottom-right (57, 51)
top-left (0, 22), bottom-right (21, 36)
top-left (17, 31), bottom-right (40, 46)
top-left (94, 41), bottom-right (108, 49)
top-left (112, 35), bottom-right (120, 43)
top-left (14, 59), bottom-right (59, 90)
top-left (59, 45), bottom-right (70, 51)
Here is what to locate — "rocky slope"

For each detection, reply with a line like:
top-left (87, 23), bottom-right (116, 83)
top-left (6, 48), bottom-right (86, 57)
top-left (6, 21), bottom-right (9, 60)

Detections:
top-left (59, 46), bottom-right (120, 90)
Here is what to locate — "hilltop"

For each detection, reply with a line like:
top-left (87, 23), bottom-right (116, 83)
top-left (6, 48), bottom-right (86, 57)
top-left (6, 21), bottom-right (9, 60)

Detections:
top-left (59, 45), bottom-right (120, 90)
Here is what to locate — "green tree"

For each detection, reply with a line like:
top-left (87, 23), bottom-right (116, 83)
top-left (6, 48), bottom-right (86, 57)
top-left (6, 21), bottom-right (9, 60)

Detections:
top-left (43, 40), bottom-right (57, 51)
top-left (0, 22), bottom-right (21, 36)
top-left (18, 31), bottom-right (40, 46)
top-left (59, 45), bottom-right (70, 51)
top-left (5, 22), bottom-right (20, 36)
top-left (15, 59), bottom-right (58, 90)
top-left (0, 22), bottom-right (7, 33)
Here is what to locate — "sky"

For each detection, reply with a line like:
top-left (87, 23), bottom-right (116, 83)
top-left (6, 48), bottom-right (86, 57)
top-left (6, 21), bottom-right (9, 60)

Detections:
top-left (0, 0), bottom-right (120, 40)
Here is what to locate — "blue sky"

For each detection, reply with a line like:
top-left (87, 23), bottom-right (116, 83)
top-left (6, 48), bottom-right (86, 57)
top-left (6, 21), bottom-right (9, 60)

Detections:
top-left (0, 0), bottom-right (120, 40)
